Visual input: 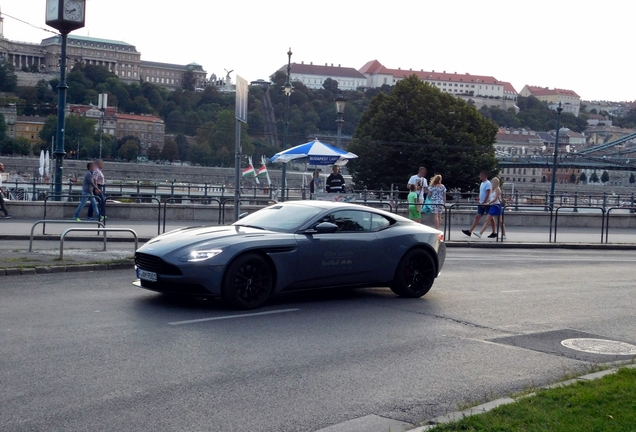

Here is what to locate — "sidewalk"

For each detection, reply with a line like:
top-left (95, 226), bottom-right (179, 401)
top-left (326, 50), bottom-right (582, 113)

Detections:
top-left (1, 218), bottom-right (635, 246)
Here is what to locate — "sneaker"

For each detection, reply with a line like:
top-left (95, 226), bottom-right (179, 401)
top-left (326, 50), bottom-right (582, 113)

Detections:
top-left (4, 214), bottom-right (11, 219)
top-left (100, 216), bottom-right (106, 222)
top-left (502, 235), bottom-right (507, 240)
top-left (462, 229), bottom-right (471, 237)
top-left (473, 232), bottom-right (482, 238)
top-left (74, 217), bottom-right (81, 221)
top-left (487, 233), bottom-right (498, 238)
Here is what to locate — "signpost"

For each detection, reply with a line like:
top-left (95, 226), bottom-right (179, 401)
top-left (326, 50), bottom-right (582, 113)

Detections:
top-left (234, 75), bottom-right (248, 221)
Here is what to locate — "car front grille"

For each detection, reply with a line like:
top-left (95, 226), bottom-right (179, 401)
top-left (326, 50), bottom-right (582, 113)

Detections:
top-left (135, 252), bottom-right (182, 276)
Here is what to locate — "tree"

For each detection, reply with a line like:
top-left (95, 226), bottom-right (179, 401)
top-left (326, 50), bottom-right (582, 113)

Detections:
top-left (175, 133), bottom-right (190, 160)
top-left (0, 114), bottom-right (7, 143)
top-left (629, 173), bottom-right (635, 184)
top-left (569, 173), bottom-right (577, 184)
top-left (579, 172), bottom-right (587, 184)
top-left (348, 75), bottom-right (499, 192)
top-left (147, 144), bottom-right (161, 161)
top-left (182, 70), bottom-right (196, 91)
top-left (590, 171), bottom-right (599, 183)
top-left (161, 139), bottom-right (179, 161)
top-left (601, 170), bottom-right (610, 183)
top-left (118, 140), bottom-right (140, 161)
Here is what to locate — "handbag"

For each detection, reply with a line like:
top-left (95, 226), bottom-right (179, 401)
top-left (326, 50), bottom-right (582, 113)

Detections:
top-left (423, 196), bottom-right (432, 214)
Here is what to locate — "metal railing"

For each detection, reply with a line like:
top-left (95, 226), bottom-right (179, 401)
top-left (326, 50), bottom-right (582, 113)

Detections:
top-left (29, 220), bottom-right (105, 252)
top-left (603, 206), bottom-right (636, 243)
top-left (43, 194), bottom-right (103, 234)
top-left (553, 206), bottom-right (605, 243)
top-left (162, 196), bottom-right (222, 233)
top-left (59, 227), bottom-right (138, 259)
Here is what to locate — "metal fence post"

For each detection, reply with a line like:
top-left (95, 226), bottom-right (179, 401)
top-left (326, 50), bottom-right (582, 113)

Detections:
top-left (573, 191), bottom-right (578, 213)
top-left (544, 192), bottom-right (549, 211)
top-left (171, 180), bottom-right (175, 197)
top-left (631, 193), bottom-right (635, 214)
top-left (67, 180), bottom-right (73, 202)
top-left (514, 191), bottom-right (519, 211)
top-left (363, 186), bottom-right (368, 203)
top-left (603, 192), bottom-right (607, 209)
top-left (204, 182), bottom-right (208, 198)
top-left (32, 178), bottom-right (37, 201)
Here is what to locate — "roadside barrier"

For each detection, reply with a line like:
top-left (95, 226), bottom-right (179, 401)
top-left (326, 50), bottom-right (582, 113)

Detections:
top-left (29, 220), bottom-right (105, 252)
top-left (162, 196), bottom-right (222, 233)
top-left (59, 227), bottom-right (138, 259)
top-left (553, 206), bottom-right (605, 243)
top-left (107, 195), bottom-right (162, 236)
top-left (43, 194), bottom-right (102, 234)
top-left (603, 206), bottom-right (636, 243)
top-left (393, 202), bottom-right (448, 236)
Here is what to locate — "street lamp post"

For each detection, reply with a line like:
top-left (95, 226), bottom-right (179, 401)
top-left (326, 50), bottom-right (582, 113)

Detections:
top-left (335, 91), bottom-right (346, 148)
top-left (280, 48), bottom-right (292, 201)
top-left (45, 0), bottom-right (86, 200)
top-left (549, 102), bottom-right (563, 209)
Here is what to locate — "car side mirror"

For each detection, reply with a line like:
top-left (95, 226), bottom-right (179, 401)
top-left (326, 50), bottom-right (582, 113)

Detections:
top-left (314, 222), bottom-right (338, 234)
top-left (238, 212), bottom-right (249, 220)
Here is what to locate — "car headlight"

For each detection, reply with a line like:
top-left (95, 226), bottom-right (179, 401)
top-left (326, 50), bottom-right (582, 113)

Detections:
top-left (184, 249), bottom-right (223, 262)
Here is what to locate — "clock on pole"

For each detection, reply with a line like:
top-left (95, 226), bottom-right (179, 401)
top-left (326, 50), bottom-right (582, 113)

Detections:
top-left (45, 0), bottom-right (86, 199)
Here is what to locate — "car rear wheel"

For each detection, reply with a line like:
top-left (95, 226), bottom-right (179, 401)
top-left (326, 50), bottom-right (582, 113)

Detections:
top-left (390, 249), bottom-right (436, 298)
top-left (223, 253), bottom-right (274, 310)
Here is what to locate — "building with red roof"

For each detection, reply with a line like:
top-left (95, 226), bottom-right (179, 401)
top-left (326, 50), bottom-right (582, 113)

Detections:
top-left (278, 61), bottom-right (367, 90)
top-left (114, 113), bottom-right (165, 152)
top-left (358, 60), bottom-right (518, 100)
top-left (519, 85), bottom-right (581, 116)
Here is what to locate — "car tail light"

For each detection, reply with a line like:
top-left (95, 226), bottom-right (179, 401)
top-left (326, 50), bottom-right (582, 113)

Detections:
top-left (438, 233), bottom-right (444, 242)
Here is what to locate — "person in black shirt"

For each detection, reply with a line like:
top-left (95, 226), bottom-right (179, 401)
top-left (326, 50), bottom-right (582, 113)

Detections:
top-left (326, 165), bottom-right (345, 193)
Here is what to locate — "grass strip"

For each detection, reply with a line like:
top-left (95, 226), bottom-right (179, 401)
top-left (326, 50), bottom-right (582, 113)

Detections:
top-left (429, 367), bottom-right (636, 431)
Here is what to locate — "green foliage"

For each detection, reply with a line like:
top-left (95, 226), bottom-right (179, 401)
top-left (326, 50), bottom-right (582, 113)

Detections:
top-left (2, 136), bottom-right (32, 156)
top-left (147, 144), bottom-right (161, 161)
top-left (615, 108), bottom-right (636, 129)
top-left (0, 114), bottom-right (7, 142)
top-left (39, 115), bottom-right (98, 155)
top-left (579, 171), bottom-right (587, 183)
top-left (182, 70), bottom-right (196, 91)
top-left (590, 171), bottom-right (599, 183)
top-left (0, 60), bottom-right (18, 92)
top-left (161, 139), bottom-right (179, 162)
top-left (118, 139), bottom-right (140, 161)
top-left (569, 173), bottom-right (577, 183)
top-left (480, 96), bottom-right (588, 132)
top-left (601, 170), bottom-right (610, 183)
top-left (349, 75), bottom-right (498, 192)
top-left (629, 173), bottom-right (635, 184)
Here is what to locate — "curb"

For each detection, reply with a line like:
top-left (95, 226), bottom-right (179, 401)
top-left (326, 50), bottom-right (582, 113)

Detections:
top-left (404, 363), bottom-right (636, 431)
top-left (445, 241), bottom-right (636, 250)
top-left (0, 262), bottom-right (134, 277)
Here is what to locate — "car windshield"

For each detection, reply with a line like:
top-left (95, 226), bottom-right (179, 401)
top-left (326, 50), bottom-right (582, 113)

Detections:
top-left (233, 204), bottom-right (324, 232)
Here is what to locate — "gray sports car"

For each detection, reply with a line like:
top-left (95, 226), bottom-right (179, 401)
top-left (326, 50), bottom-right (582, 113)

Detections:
top-left (134, 201), bottom-right (446, 309)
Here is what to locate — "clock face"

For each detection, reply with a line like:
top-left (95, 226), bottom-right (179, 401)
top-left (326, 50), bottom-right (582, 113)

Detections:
top-left (64, 0), bottom-right (83, 22)
top-left (46, 0), bottom-right (59, 21)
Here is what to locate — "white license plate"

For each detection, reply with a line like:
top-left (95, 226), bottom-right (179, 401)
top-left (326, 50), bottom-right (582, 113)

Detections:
top-left (137, 268), bottom-right (157, 282)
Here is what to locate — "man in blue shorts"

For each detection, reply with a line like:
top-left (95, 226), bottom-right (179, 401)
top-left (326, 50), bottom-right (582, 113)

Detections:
top-left (462, 170), bottom-right (494, 237)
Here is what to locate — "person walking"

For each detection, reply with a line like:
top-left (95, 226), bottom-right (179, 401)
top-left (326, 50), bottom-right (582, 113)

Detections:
top-left (73, 162), bottom-right (101, 221)
top-left (87, 159), bottom-right (106, 220)
top-left (0, 162), bottom-right (12, 219)
top-left (407, 166), bottom-right (428, 205)
top-left (326, 165), bottom-right (345, 193)
top-left (462, 170), bottom-right (495, 237)
top-left (476, 177), bottom-right (507, 239)
top-left (407, 183), bottom-right (421, 223)
top-left (427, 174), bottom-right (446, 230)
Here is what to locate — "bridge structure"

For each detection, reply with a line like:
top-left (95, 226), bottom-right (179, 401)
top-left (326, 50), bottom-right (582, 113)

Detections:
top-left (498, 131), bottom-right (636, 172)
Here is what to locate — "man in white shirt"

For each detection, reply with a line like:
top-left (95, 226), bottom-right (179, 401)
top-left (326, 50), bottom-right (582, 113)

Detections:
top-left (407, 166), bottom-right (428, 203)
top-left (462, 170), bottom-right (495, 237)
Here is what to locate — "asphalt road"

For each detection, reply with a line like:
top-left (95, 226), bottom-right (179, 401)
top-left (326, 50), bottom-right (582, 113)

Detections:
top-left (1, 248), bottom-right (635, 432)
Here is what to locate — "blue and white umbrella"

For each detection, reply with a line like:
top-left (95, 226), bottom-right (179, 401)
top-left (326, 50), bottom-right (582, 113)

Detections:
top-left (270, 139), bottom-right (357, 166)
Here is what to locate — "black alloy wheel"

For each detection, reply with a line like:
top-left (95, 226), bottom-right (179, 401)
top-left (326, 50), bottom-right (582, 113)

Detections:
top-left (223, 253), bottom-right (274, 310)
top-left (390, 249), bottom-right (436, 298)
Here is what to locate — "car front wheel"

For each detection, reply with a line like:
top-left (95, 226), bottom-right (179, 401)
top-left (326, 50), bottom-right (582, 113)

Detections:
top-left (223, 253), bottom-right (274, 310)
top-left (390, 249), bottom-right (436, 298)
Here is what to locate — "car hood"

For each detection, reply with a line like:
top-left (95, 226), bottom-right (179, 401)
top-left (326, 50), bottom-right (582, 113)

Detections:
top-left (138, 225), bottom-right (281, 255)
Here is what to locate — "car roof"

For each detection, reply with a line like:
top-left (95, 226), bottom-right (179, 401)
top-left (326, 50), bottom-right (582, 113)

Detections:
top-left (274, 200), bottom-right (404, 220)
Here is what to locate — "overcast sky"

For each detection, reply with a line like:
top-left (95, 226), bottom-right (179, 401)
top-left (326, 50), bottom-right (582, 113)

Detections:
top-left (3, 0), bottom-right (634, 102)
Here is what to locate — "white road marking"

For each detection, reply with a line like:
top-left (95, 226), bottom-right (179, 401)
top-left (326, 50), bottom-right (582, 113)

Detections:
top-left (448, 257), bottom-right (636, 262)
top-left (168, 308), bottom-right (300, 325)
top-left (501, 287), bottom-right (578, 293)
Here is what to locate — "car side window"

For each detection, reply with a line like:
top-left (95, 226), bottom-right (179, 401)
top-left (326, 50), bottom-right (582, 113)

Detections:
top-left (370, 213), bottom-right (391, 231)
top-left (324, 210), bottom-right (371, 232)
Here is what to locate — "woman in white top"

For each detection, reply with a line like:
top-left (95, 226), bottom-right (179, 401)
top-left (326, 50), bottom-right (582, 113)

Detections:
top-left (475, 177), bottom-right (507, 239)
